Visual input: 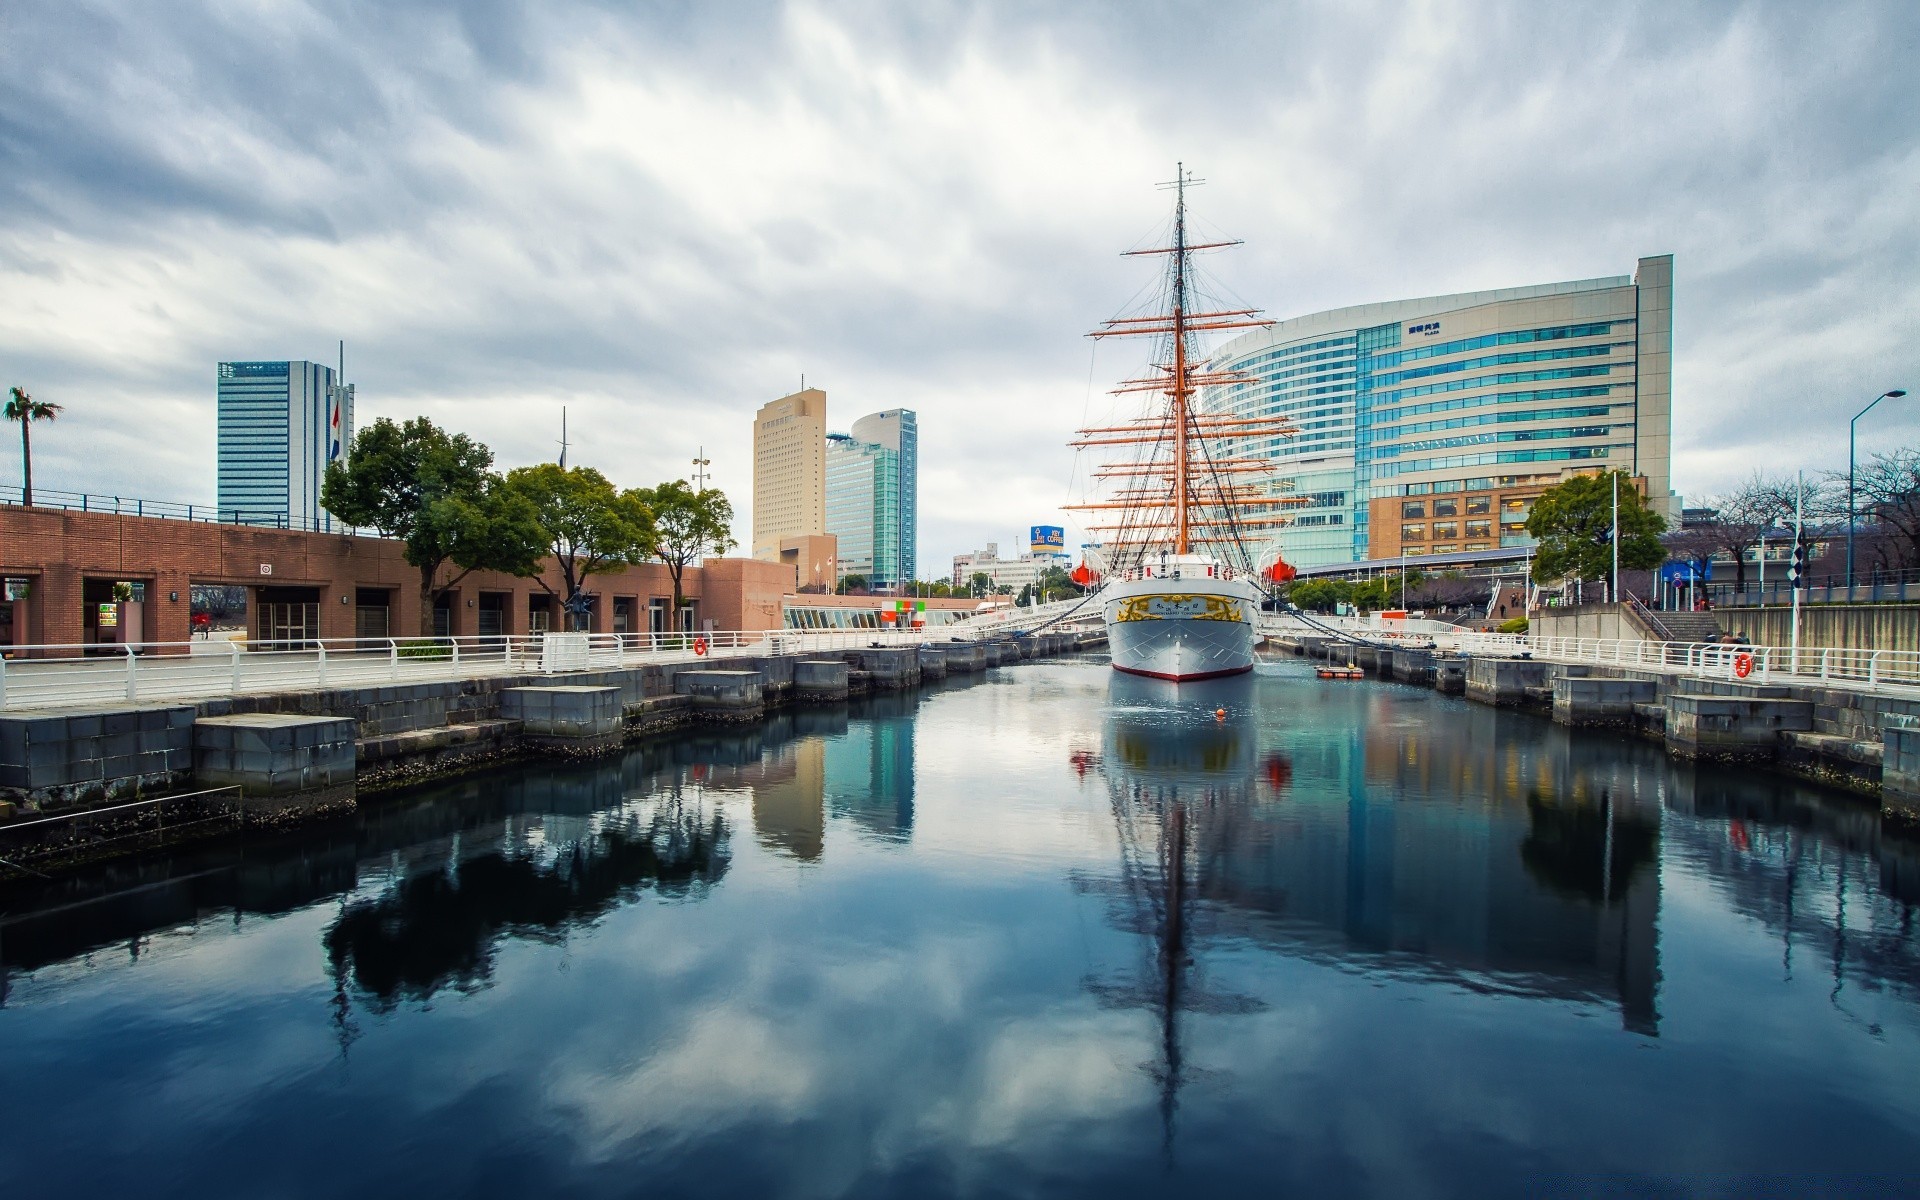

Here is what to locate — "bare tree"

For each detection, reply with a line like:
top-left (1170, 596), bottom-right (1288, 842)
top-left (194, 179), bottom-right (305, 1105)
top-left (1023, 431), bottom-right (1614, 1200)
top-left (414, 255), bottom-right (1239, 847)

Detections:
top-left (1696, 471), bottom-right (1800, 590)
top-left (1845, 448), bottom-right (1920, 572)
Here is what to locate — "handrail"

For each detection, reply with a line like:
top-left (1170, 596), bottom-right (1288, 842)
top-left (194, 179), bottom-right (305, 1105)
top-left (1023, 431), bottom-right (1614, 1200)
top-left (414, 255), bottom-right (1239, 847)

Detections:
top-left (1622, 592), bottom-right (1674, 641)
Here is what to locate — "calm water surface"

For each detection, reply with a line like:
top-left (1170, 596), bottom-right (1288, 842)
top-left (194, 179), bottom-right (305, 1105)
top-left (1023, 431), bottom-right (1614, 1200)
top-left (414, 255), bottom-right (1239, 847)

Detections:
top-left (3, 657), bottom-right (1919, 1198)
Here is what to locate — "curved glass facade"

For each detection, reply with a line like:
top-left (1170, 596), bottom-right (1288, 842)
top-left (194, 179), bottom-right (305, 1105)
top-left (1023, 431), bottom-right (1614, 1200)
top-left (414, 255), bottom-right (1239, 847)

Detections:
top-left (1198, 256), bottom-right (1672, 568)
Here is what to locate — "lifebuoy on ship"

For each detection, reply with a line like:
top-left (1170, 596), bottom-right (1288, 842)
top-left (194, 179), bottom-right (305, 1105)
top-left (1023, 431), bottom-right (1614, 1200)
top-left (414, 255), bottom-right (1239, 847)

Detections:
top-left (1733, 652), bottom-right (1753, 678)
top-left (693, 636), bottom-right (709, 656)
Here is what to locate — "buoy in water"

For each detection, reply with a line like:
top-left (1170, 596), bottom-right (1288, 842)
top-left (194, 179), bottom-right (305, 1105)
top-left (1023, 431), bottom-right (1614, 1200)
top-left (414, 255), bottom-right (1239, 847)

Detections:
top-left (1215, 708), bottom-right (1226, 721)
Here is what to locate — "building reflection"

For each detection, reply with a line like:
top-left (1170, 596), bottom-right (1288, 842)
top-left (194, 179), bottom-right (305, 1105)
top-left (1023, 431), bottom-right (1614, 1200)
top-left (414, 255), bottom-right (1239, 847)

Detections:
top-left (1090, 676), bottom-right (1665, 1041)
top-left (827, 693), bottom-right (915, 843)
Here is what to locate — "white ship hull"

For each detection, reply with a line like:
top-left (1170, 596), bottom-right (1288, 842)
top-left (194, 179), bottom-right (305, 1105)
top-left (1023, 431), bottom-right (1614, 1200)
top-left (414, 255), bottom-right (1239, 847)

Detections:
top-left (1101, 566), bottom-right (1261, 682)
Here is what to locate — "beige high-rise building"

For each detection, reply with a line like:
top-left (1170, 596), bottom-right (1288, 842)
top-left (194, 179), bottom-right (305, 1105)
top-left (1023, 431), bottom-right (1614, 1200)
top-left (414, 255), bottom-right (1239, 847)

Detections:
top-left (752, 388), bottom-right (828, 562)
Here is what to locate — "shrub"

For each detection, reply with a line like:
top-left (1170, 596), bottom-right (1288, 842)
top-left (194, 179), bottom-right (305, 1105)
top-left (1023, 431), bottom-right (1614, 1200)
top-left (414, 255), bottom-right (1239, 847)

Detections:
top-left (1497, 616), bottom-right (1529, 634)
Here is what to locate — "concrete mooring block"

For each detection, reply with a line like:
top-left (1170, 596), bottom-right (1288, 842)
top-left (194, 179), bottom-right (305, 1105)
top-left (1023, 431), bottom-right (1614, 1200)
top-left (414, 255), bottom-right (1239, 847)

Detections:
top-left (0, 704), bottom-right (195, 811)
top-left (193, 713), bottom-right (357, 824)
top-left (793, 660), bottom-right (850, 703)
top-left (916, 644), bottom-right (948, 680)
top-left (1552, 677), bottom-right (1659, 728)
top-left (1466, 658), bottom-right (1550, 707)
top-left (1883, 716), bottom-right (1920, 823)
top-left (500, 685), bottom-right (625, 754)
top-left (1665, 694), bottom-right (1812, 763)
top-left (673, 671), bottom-right (768, 722)
top-left (842, 648), bottom-right (920, 691)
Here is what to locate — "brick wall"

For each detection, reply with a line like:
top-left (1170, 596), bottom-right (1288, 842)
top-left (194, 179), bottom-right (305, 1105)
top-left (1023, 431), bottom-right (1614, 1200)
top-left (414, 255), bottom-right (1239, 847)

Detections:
top-left (0, 508), bottom-right (790, 652)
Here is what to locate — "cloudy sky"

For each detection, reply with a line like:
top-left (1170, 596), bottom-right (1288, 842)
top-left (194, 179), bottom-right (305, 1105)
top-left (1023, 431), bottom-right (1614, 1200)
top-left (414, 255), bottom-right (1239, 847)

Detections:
top-left (2, 0), bottom-right (1917, 572)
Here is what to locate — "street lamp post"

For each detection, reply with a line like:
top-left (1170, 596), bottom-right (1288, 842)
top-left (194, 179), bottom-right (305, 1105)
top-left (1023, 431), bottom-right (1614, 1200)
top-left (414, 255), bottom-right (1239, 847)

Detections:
top-left (1848, 389), bottom-right (1909, 590)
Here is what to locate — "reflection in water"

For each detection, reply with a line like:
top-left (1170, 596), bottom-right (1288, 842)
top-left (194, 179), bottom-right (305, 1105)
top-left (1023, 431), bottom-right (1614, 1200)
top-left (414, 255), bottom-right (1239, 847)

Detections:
top-left (324, 793), bottom-right (729, 1010)
top-left (1087, 674), bottom-right (1268, 1160)
top-left (4, 662), bottom-right (1920, 1195)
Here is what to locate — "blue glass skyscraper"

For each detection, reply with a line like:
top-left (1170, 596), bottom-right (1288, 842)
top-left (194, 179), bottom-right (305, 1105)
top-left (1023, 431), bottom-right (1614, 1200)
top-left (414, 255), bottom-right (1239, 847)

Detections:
top-left (217, 360), bottom-right (354, 530)
top-left (850, 409), bottom-right (917, 584)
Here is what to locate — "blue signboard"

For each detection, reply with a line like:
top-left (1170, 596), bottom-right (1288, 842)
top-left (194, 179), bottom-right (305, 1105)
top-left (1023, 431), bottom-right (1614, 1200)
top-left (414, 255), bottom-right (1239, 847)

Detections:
top-left (1661, 559), bottom-right (1712, 585)
top-left (1030, 525), bottom-right (1065, 553)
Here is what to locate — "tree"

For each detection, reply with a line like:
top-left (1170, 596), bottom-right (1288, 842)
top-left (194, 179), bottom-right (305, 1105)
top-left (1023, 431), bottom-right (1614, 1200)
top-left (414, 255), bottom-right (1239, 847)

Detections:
top-left (1526, 470), bottom-right (1667, 588)
top-left (642, 479), bottom-right (736, 628)
top-left (970, 572), bottom-right (991, 599)
top-left (1695, 472), bottom-right (1798, 589)
top-left (840, 574), bottom-right (868, 595)
top-left (323, 417), bottom-right (548, 636)
top-left (1845, 449), bottom-right (1920, 573)
top-left (504, 464), bottom-right (657, 630)
top-left (4, 387), bottom-right (62, 507)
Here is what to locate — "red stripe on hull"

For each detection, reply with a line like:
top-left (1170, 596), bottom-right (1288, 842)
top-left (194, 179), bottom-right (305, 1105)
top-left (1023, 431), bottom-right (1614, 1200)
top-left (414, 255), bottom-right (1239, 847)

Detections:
top-left (1111, 663), bottom-right (1254, 683)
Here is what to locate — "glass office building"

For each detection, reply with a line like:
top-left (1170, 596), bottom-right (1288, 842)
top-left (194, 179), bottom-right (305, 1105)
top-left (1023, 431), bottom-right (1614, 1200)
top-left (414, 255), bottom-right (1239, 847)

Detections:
top-left (826, 432), bottom-right (902, 587)
top-left (216, 360), bottom-right (354, 531)
top-left (849, 409), bottom-right (917, 584)
top-left (1198, 256), bottom-right (1672, 567)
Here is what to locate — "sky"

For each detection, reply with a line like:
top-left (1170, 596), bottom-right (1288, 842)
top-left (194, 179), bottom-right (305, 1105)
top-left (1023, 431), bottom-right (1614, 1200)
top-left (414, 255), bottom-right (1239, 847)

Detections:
top-left (2, 0), bottom-right (1917, 574)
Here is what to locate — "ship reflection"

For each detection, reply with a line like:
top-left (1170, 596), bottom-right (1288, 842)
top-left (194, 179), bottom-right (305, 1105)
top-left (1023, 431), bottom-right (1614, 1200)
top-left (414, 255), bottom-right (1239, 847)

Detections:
top-left (1082, 673), bottom-right (1266, 1163)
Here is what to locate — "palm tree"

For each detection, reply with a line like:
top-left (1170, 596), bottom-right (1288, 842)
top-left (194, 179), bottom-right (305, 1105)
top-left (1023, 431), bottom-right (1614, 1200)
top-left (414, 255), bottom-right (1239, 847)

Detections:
top-left (4, 387), bottom-right (62, 507)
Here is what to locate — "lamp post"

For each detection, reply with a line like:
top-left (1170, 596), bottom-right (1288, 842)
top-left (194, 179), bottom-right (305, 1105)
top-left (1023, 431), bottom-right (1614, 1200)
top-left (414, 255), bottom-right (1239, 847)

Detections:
top-left (1848, 389), bottom-right (1908, 590)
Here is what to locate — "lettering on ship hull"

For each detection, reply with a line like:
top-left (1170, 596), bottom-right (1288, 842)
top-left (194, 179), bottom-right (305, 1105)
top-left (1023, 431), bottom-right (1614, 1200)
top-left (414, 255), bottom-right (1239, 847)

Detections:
top-left (1113, 594), bottom-right (1245, 624)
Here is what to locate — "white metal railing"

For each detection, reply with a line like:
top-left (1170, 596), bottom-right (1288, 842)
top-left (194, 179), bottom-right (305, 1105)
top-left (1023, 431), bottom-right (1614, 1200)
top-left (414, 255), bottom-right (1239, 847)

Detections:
top-left (0, 625), bottom-right (1077, 711)
top-left (1525, 634), bottom-right (1920, 689)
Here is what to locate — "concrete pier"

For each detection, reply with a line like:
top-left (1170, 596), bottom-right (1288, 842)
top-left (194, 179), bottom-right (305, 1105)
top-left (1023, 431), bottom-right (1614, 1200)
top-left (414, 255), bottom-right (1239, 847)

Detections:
top-left (1883, 717), bottom-right (1920, 821)
top-left (500, 685), bottom-right (625, 755)
top-left (842, 648), bottom-right (921, 691)
top-left (916, 645), bottom-right (948, 680)
top-left (672, 671), bottom-right (767, 723)
top-left (1665, 695), bottom-right (1813, 763)
top-left (1465, 658), bottom-right (1550, 707)
top-left (193, 713), bottom-right (357, 823)
top-left (1552, 677), bottom-right (1658, 728)
top-left (0, 705), bottom-right (194, 809)
top-left (793, 660), bottom-right (851, 703)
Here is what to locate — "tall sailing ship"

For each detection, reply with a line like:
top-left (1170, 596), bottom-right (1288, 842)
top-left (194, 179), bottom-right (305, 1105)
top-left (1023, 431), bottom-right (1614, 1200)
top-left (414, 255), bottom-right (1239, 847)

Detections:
top-left (1068, 167), bottom-right (1301, 681)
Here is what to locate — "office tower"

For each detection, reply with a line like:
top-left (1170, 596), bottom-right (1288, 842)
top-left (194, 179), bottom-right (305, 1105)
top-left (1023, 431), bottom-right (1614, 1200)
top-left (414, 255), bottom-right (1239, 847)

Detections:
top-left (850, 409), bottom-right (917, 583)
top-left (1198, 255), bottom-right (1674, 569)
top-left (825, 432), bottom-right (901, 587)
top-left (752, 388), bottom-right (828, 562)
top-left (216, 360), bottom-right (354, 531)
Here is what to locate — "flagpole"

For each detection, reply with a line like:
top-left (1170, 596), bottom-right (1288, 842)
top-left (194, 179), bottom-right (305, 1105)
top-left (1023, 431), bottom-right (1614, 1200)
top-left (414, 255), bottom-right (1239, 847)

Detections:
top-left (1611, 471), bottom-right (1620, 604)
top-left (1790, 470), bottom-right (1804, 673)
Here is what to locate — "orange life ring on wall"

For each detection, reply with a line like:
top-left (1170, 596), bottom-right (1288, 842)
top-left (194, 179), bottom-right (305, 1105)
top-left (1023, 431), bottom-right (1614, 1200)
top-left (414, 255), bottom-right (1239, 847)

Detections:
top-left (693, 636), bottom-right (709, 656)
top-left (1733, 652), bottom-right (1754, 679)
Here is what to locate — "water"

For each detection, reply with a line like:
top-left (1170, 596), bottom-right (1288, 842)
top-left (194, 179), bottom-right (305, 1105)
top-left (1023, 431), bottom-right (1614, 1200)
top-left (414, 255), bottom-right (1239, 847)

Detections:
top-left (3, 658), bottom-right (1919, 1198)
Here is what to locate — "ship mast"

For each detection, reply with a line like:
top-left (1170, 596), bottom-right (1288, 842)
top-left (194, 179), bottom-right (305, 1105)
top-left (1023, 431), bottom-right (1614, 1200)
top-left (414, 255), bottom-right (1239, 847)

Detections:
top-left (1072, 165), bottom-right (1299, 571)
top-left (1171, 169), bottom-right (1191, 553)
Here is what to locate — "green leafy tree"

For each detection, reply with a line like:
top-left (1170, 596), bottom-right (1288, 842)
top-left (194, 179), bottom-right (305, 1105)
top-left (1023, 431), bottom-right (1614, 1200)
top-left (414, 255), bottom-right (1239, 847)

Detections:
top-left (504, 464), bottom-right (657, 630)
top-left (4, 387), bottom-right (62, 507)
top-left (323, 417), bottom-right (547, 636)
top-left (642, 480), bottom-right (736, 627)
top-left (1526, 470), bottom-right (1667, 586)
top-left (969, 572), bottom-right (991, 599)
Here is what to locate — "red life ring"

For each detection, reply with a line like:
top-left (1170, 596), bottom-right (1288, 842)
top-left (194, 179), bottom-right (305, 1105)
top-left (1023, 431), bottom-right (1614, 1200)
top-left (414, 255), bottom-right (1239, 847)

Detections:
top-left (693, 636), bottom-right (709, 656)
top-left (1733, 652), bottom-right (1754, 678)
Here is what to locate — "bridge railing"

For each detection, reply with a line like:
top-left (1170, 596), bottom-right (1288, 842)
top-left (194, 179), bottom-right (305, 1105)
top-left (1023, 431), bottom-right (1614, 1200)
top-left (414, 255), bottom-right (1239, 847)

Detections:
top-left (1527, 634), bottom-right (1920, 688)
top-left (0, 626), bottom-right (1052, 710)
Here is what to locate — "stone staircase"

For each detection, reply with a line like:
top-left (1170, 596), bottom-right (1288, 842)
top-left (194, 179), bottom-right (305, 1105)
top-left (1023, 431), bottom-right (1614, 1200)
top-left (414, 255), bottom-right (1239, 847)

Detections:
top-left (1647, 610), bottom-right (1723, 644)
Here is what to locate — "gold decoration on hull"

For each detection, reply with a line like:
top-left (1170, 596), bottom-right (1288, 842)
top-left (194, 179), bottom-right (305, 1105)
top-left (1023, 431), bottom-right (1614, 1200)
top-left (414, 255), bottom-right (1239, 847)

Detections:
top-left (1113, 594), bottom-right (1246, 623)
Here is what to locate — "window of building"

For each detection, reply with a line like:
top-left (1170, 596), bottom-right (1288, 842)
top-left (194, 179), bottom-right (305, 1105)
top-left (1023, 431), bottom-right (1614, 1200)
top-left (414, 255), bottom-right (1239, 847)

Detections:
top-left (1401, 501), bottom-right (1425, 518)
top-left (1433, 480), bottom-right (1462, 493)
top-left (1432, 545), bottom-right (1458, 554)
top-left (1432, 498), bottom-right (1458, 518)
top-left (1400, 523), bottom-right (1426, 541)
top-left (1503, 498), bottom-right (1530, 513)
top-left (1433, 522), bottom-right (1458, 539)
top-left (1464, 477), bottom-right (1493, 490)
top-left (1466, 495), bottom-right (1492, 515)
top-left (1402, 546), bottom-right (1427, 556)
top-left (1465, 542), bottom-right (1490, 551)
top-left (1466, 519), bottom-right (1492, 538)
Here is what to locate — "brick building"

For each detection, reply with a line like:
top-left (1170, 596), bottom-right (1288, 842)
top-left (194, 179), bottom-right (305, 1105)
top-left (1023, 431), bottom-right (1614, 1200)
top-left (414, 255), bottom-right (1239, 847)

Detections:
top-left (0, 507), bottom-right (791, 653)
